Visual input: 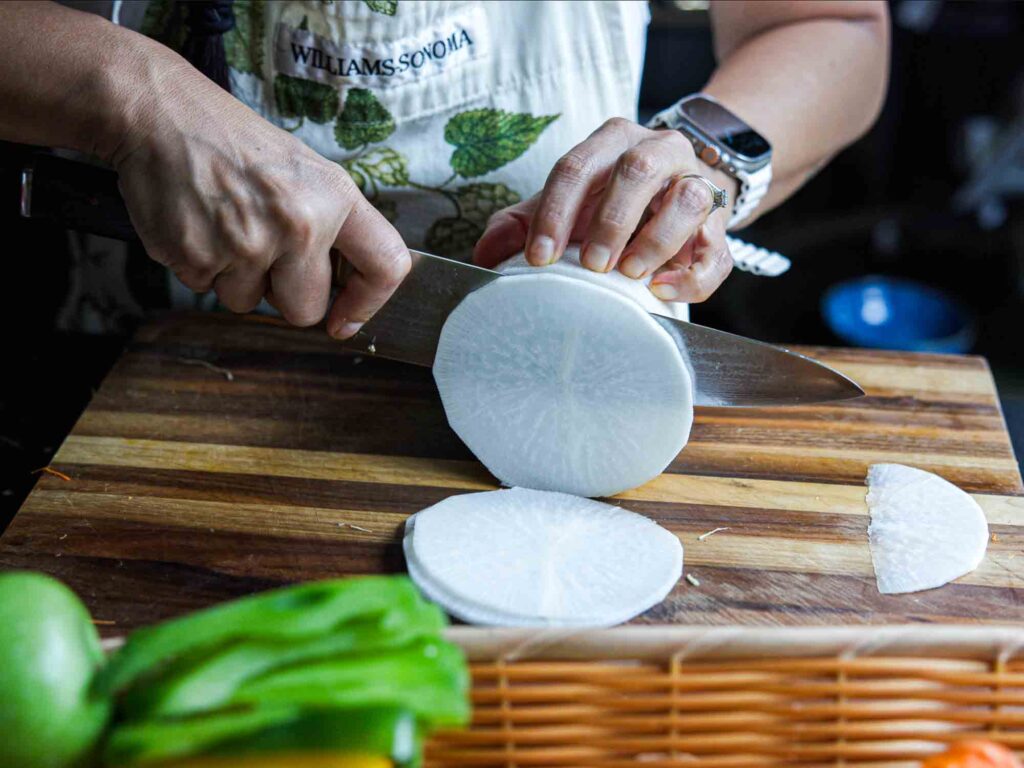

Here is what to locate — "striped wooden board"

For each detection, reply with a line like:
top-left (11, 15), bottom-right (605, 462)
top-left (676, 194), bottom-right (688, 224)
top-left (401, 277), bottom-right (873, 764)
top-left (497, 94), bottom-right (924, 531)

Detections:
top-left (1, 311), bottom-right (1021, 633)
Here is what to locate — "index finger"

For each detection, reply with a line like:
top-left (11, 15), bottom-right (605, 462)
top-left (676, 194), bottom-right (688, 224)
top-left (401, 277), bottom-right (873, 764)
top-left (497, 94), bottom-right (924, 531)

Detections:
top-left (326, 198), bottom-right (411, 340)
top-left (524, 118), bottom-right (640, 268)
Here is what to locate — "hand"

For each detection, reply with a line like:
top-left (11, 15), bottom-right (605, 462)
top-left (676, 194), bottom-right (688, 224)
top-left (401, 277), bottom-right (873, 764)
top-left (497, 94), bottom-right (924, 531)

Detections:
top-left (474, 117), bottom-right (735, 302)
top-left (112, 55), bottom-right (408, 339)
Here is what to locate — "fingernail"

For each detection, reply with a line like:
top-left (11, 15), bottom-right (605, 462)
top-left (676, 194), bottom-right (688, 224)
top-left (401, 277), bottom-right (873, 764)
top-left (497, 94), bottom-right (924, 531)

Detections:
top-left (581, 243), bottom-right (611, 272)
top-left (619, 255), bottom-right (647, 279)
top-left (331, 321), bottom-right (363, 340)
top-left (650, 282), bottom-right (679, 301)
top-left (528, 235), bottom-right (555, 266)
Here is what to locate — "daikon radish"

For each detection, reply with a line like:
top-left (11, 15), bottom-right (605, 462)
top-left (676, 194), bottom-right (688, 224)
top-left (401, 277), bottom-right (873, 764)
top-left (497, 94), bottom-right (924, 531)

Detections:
top-left (404, 488), bottom-right (683, 627)
top-left (433, 246), bottom-right (693, 498)
top-left (497, 248), bottom-right (690, 321)
top-left (866, 463), bottom-right (989, 594)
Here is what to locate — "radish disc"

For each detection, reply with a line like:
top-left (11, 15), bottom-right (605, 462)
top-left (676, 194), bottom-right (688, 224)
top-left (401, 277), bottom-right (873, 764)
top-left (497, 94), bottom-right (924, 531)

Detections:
top-left (433, 251), bottom-right (693, 497)
top-left (866, 463), bottom-right (989, 594)
top-left (404, 488), bottom-right (683, 627)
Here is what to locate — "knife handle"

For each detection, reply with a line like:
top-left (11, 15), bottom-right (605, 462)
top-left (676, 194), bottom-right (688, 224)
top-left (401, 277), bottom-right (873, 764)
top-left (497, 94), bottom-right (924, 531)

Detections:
top-left (20, 153), bottom-right (138, 241)
top-left (21, 153), bottom-right (358, 290)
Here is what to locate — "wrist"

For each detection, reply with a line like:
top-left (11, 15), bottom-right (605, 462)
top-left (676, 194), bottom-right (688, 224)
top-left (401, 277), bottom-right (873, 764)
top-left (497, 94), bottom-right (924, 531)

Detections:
top-left (81, 21), bottom-right (186, 167)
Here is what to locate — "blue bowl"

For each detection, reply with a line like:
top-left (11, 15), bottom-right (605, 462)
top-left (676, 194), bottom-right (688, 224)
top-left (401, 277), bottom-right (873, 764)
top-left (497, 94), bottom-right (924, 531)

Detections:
top-left (822, 276), bottom-right (976, 353)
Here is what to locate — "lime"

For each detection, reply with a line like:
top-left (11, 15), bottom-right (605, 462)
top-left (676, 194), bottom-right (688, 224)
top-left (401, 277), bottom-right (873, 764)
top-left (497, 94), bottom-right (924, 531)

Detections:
top-left (0, 572), bottom-right (110, 768)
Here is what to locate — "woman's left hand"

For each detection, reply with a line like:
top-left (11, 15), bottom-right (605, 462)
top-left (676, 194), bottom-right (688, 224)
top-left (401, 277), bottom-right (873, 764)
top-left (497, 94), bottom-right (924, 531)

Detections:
top-left (473, 117), bottom-right (736, 303)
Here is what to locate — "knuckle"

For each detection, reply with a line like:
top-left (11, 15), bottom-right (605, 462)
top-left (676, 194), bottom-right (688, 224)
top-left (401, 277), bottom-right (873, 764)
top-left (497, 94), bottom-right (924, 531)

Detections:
top-left (232, 239), bottom-right (266, 267)
top-left (552, 151), bottom-right (593, 183)
top-left (187, 251), bottom-right (218, 273)
top-left (285, 209), bottom-right (317, 245)
top-left (596, 203), bottom-right (632, 229)
top-left (327, 170), bottom-right (362, 203)
top-left (603, 116), bottom-right (632, 133)
top-left (177, 232), bottom-right (204, 264)
top-left (617, 149), bottom-right (659, 185)
top-left (660, 129), bottom-right (694, 155)
top-left (537, 203), bottom-right (570, 228)
top-left (674, 179), bottom-right (713, 216)
top-left (371, 244), bottom-right (411, 289)
top-left (638, 228), bottom-right (676, 254)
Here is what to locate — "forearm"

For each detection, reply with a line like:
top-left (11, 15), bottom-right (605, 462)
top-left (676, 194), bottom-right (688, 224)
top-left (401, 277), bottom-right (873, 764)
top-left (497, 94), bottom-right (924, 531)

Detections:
top-left (704, 1), bottom-right (890, 221)
top-left (0, 1), bottom-right (172, 162)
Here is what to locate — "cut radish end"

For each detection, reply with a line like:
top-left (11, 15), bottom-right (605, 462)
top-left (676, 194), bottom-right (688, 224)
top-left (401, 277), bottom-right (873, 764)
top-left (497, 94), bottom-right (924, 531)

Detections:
top-left (404, 488), bottom-right (683, 627)
top-left (866, 463), bottom-right (989, 594)
top-left (497, 247), bottom-right (689, 321)
top-left (433, 248), bottom-right (693, 498)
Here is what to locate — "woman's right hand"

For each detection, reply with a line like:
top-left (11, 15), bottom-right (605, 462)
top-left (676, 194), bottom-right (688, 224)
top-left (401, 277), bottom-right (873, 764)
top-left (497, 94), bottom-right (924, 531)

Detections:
top-left (110, 51), bottom-right (408, 340)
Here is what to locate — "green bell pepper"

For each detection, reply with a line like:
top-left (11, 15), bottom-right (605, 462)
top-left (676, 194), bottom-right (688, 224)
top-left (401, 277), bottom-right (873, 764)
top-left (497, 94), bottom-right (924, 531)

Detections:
top-left (123, 602), bottom-right (445, 719)
top-left (98, 577), bottom-right (430, 697)
top-left (229, 640), bottom-right (470, 729)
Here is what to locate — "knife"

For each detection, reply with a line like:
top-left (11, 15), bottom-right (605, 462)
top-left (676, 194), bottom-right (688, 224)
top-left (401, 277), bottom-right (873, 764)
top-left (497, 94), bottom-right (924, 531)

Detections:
top-left (19, 152), bottom-right (862, 407)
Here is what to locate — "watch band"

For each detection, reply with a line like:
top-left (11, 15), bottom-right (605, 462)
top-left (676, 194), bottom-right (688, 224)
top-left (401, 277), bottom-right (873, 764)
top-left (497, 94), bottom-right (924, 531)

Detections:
top-left (728, 163), bottom-right (771, 230)
top-left (726, 235), bottom-right (790, 277)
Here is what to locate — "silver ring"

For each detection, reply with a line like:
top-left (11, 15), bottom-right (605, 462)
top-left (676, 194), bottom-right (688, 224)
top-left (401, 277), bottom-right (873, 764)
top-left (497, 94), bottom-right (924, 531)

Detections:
top-left (677, 174), bottom-right (728, 215)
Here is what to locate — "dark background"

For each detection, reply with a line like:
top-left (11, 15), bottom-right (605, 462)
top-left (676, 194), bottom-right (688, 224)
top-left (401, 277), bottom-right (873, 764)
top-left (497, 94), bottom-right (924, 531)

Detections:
top-left (2, 0), bottom-right (1023, 529)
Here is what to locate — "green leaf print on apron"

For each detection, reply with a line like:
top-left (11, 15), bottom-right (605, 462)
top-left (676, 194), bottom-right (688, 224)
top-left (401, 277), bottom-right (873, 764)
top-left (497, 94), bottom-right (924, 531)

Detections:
top-left (362, 0), bottom-right (398, 16)
top-left (225, 0), bottom-right (266, 76)
top-left (327, 86), bottom-right (556, 252)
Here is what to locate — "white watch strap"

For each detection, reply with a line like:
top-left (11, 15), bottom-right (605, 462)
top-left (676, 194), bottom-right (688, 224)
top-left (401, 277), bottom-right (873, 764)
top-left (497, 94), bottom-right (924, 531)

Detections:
top-left (728, 163), bottom-right (772, 230)
top-left (725, 235), bottom-right (790, 277)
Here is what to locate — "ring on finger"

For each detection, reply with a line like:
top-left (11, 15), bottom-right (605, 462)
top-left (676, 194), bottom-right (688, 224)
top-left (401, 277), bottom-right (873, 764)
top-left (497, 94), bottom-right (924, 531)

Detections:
top-left (676, 174), bottom-right (728, 216)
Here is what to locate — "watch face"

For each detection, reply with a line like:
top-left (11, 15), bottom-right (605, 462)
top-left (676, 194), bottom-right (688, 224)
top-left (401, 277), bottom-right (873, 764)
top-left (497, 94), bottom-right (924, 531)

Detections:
top-left (680, 96), bottom-right (771, 162)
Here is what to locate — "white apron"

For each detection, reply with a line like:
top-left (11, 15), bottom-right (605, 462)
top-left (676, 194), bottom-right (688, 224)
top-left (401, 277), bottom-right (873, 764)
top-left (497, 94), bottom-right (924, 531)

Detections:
top-left (57, 0), bottom-right (653, 330)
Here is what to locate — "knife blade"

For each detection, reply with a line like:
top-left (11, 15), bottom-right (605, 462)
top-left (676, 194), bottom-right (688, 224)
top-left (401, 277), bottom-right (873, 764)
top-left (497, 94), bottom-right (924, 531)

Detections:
top-left (19, 152), bottom-right (863, 407)
top-left (338, 251), bottom-right (862, 407)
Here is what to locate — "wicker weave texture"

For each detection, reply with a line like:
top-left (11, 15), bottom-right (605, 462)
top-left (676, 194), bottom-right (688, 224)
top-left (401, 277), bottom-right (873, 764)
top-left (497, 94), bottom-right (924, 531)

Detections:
top-left (426, 628), bottom-right (1024, 767)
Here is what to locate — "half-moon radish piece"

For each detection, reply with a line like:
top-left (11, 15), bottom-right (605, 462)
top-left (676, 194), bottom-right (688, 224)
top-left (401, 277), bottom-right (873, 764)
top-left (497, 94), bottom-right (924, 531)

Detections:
top-left (433, 249), bottom-right (693, 498)
top-left (866, 463), bottom-right (989, 594)
top-left (404, 488), bottom-right (683, 627)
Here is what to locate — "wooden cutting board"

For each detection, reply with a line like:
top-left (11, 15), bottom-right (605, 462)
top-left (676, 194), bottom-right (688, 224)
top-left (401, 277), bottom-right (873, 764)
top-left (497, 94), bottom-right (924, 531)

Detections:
top-left (2, 312), bottom-right (1021, 634)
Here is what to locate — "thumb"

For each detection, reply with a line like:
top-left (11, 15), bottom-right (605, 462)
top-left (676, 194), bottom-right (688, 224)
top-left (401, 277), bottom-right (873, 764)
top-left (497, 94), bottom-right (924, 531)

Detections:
top-left (472, 197), bottom-right (538, 268)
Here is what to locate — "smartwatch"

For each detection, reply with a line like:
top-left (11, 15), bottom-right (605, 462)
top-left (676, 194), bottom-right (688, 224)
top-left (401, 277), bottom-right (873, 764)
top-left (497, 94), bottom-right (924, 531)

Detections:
top-left (646, 94), bottom-right (772, 230)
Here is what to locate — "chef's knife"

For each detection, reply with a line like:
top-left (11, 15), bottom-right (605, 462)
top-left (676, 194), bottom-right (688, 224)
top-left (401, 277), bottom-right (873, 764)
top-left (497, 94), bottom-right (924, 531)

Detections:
top-left (19, 152), bottom-right (863, 407)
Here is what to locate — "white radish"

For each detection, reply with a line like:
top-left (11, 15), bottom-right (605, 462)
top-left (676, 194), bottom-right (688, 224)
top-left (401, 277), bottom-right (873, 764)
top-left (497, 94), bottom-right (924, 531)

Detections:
top-left (432, 246), bottom-right (693, 498)
top-left (496, 248), bottom-right (690, 321)
top-left (866, 463), bottom-right (989, 594)
top-left (404, 487), bottom-right (683, 627)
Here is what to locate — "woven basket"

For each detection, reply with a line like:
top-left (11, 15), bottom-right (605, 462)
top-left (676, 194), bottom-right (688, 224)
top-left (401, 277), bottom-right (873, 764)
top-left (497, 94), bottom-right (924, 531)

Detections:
top-left (425, 626), bottom-right (1024, 767)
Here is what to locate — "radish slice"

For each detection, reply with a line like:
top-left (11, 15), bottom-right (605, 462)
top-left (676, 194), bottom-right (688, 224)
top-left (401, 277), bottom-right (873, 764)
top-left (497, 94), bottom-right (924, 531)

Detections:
top-left (433, 248), bottom-right (693, 497)
top-left (866, 463), bottom-right (989, 594)
top-left (405, 539), bottom-right (552, 627)
top-left (404, 488), bottom-right (683, 627)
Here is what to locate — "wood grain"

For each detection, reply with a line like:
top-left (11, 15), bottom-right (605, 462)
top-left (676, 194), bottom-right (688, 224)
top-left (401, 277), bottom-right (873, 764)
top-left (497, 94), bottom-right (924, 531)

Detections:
top-left (0, 311), bottom-right (1021, 634)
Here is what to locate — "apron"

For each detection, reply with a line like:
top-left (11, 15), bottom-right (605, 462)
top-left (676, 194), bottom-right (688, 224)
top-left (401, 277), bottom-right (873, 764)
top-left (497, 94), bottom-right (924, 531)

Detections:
top-left (56, 0), bottom-right (653, 330)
